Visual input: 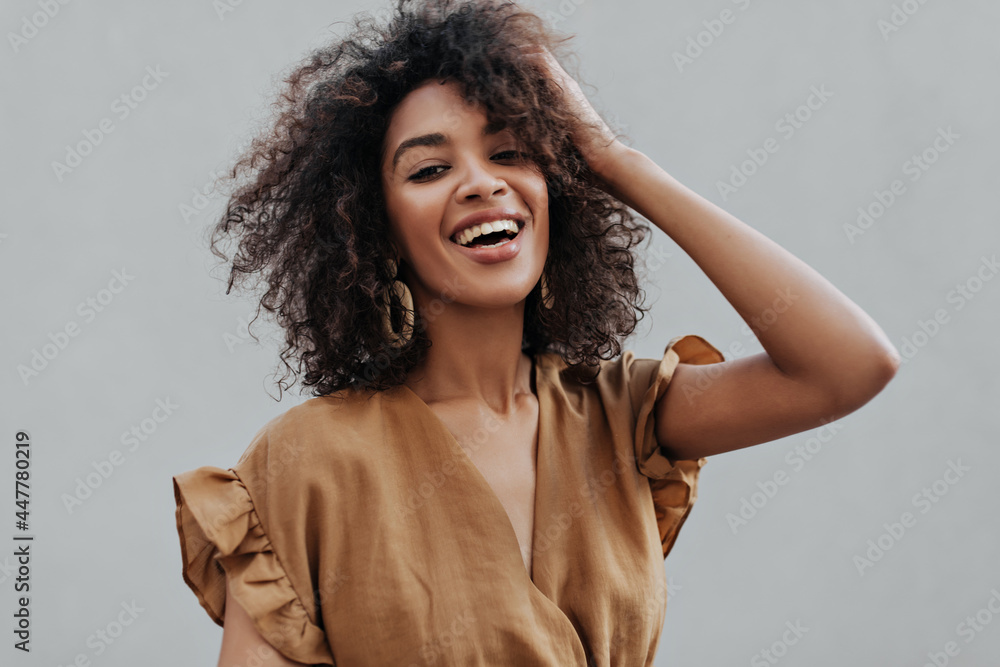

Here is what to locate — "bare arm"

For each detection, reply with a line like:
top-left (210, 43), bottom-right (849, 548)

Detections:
top-left (218, 578), bottom-right (308, 667)
top-left (601, 147), bottom-right (898, 459)
top-left (522, 47), bottom-right (900, 460)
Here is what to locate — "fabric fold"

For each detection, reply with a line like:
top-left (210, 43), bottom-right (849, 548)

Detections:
top-left (632, 334), bottom-right (725, 558)
top-left (173, 466), bottom-right (335, 665)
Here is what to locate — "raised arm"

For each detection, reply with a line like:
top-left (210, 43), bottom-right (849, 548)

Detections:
top-left (525, 47), bottom-right (900, 460)
top-left (605, 147), bottom-right (899, 459)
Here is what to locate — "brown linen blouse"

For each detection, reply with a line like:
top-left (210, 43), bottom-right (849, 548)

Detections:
top-left (172, 334), bottom-right (725, 666)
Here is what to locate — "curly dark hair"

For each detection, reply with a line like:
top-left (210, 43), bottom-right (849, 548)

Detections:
top-left (209, 0), bottom-right (652, 398)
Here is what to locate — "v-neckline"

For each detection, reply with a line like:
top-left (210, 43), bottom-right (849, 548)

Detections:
top-left (397, 352), bottom-right (547, 589)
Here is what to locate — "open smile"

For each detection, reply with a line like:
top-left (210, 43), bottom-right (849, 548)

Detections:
top-left (448, 220), bottom-right (526, 265)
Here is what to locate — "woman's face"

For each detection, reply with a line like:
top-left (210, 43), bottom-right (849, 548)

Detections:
top-left (380, 79), bottom-right (549, 311)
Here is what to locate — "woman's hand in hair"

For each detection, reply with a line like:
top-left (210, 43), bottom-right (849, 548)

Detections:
top-left (519, 45), bottom-right (629, 179)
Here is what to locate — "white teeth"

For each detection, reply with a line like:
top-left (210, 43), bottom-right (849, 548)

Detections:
top-left (455, 219), bottom-right (520, 247)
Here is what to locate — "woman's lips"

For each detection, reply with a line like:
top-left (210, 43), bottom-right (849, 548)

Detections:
top-left (449, 223), bottom-right (525, 265)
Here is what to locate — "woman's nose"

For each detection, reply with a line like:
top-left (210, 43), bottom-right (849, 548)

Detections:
top-left (455, 159), bottom-right (508, 202)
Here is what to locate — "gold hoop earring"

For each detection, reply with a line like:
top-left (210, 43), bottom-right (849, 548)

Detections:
top-left (382, 258), bottom-right (414, 347)
top-left (540, 272), bottom-right (554, 310)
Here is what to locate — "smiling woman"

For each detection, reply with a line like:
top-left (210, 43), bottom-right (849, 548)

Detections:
top-left (171, 0), bottom-right (899, 665)
top-left (381, 78), bottom-right (551, 320)
top-left (199, 0), bottom-right (648, 398)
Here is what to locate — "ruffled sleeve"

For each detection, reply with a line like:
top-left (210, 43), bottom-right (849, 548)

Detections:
top-left (627, 334), bottom-right (726, 558)
top-left (172, 466), bottom-right (335, 665)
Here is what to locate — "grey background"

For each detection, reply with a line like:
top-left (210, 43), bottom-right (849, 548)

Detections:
top-left (1, 0), bottom-right (998, 664)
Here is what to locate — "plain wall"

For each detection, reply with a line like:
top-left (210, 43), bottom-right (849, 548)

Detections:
top-left (1, 0), bottom-right (997, 664)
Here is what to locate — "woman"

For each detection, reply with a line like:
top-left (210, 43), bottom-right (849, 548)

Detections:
top-left (172, 1), bottom-right (900, 665)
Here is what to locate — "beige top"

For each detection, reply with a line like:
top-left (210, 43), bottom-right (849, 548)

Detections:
top-left (172, 334), bottom-right (724, 666)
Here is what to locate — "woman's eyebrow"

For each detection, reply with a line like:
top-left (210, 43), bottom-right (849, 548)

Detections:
top-left (392, 133), bottom-right (446, 169)
top-left (391, 120), bottom-right (510, 170)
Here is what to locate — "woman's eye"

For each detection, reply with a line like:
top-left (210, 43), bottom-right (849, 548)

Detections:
top-left (408, 165), bottom-right (448, 181)
top-left (492, 150), bottom-right (523, 161)
top-left (407, 151), bottom-right (525, 182)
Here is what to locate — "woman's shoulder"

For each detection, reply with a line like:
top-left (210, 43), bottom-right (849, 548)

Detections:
top-left (266, 388), bottom-right (385, 435)
top-left (235, 388), bottom-right (393, 474)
